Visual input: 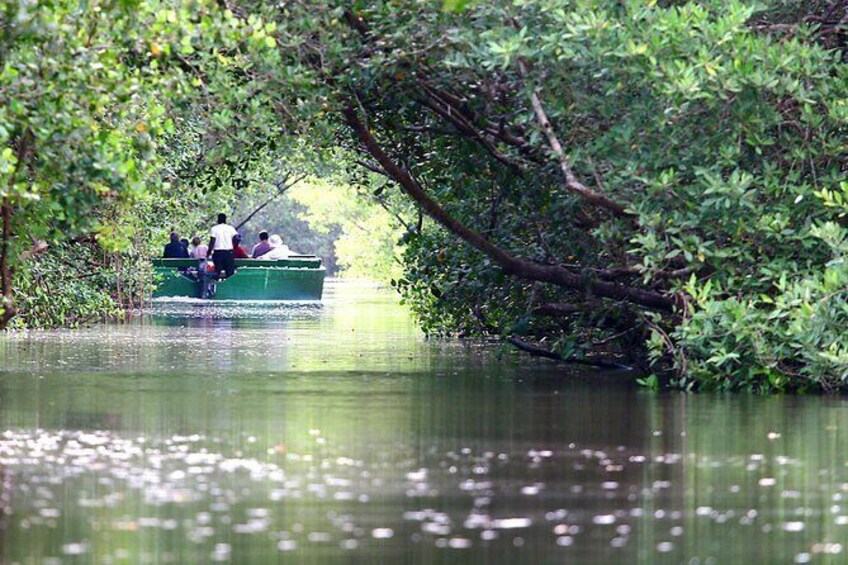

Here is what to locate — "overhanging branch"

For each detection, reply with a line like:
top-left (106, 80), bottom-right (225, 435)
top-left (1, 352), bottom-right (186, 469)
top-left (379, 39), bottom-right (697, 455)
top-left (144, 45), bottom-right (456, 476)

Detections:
top-left (518, 60), bottom-right (632, 219)
top-left (235, 173), bottom-right (306, 231)
top-left (506, 336), bottom-right (632, 370)
top-left (343, 103), bottom-right (675, 313)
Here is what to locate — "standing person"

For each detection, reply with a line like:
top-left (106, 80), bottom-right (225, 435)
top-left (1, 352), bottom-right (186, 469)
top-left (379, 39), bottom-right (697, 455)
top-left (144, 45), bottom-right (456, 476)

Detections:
top-left (190, 236), bottom-right (208, 259)
top-left (206, 213), bottom-right (237, 278)
top-left (232, 234), bottom-right (249, 259)
top-left (251, 230), bottom-right (272, 258)
top-left (163, 231), bottom-right (189, 258)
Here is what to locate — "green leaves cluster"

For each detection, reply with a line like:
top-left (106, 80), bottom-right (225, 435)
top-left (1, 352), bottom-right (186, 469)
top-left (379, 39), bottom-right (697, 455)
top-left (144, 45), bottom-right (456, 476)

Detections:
top-left (4, 0), bottom-right (848, 392)
top-left (282, 0), bottom-right (848, 390)
top-left (11, 243), bottom-right (137, 329)
top-left (0, 0), bottom-right (287, 324)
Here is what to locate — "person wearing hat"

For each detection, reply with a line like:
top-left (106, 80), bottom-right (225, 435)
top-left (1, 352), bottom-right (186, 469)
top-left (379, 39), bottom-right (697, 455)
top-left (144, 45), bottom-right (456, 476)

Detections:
top-left (258, 234), bottom-right (293, 259)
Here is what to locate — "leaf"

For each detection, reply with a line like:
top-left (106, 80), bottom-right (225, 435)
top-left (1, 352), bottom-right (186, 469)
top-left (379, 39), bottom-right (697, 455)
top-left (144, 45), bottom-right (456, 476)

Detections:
top-left (443, 0), bottom-right (478, 13)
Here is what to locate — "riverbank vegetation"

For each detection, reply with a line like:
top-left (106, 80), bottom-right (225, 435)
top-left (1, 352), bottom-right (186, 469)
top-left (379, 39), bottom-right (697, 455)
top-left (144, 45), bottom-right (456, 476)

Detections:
top-left (2, 0), bottom-right (847, 391)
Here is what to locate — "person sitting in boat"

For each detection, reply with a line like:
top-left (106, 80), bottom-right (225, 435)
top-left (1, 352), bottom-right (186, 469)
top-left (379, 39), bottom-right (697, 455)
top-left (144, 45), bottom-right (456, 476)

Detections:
top-left (251, 230), bottom-right (272, 258)
top-left (233, 234), bottom-right (250, 259)
top-left (190, 236), bottom-right (208, 259)
top-left (163, 231), bottom-right (189, 258)
top-left (258, 234), bottom-right (293, 260)
top-left (206, 213), bottom-right (238, 278)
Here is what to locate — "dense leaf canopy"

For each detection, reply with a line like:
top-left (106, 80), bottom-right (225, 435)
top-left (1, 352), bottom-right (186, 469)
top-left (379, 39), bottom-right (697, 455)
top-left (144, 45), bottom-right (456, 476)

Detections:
top-left (2, 0), bottom-right (847, 391)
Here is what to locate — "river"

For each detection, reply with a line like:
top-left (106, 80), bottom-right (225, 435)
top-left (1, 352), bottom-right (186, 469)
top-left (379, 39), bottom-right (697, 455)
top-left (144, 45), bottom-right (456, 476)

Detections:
top-left (0, 280), bottom-right (846, 563)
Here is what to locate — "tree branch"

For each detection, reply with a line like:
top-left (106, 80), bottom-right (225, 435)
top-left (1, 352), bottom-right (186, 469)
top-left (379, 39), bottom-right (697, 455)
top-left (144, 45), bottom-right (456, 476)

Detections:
top-left (517, 59), bottom-right (632, 218)
top-left (484, 120), bottom-right (547, 164)
top-left (532, 302), bottom-right (586, 317)
top-left (506, 336), bottom-right (632, 370)
top-left (344, 103), bottom-right (676, 312)
top-left (343, 9), bottom-right (370, 37)
top-left (354, 159), bottom-right (390, 178)
top-left (417, 88), bottom-right (526, 172)
top-left (235, 173), bottom-right (306, 231)
top-left (353, 185), bottom-right (413, 231)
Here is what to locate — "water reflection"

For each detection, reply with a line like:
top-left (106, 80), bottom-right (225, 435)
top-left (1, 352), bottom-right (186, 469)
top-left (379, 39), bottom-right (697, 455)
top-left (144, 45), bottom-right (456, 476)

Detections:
top-left (0, 280), bottom-right (847, 563)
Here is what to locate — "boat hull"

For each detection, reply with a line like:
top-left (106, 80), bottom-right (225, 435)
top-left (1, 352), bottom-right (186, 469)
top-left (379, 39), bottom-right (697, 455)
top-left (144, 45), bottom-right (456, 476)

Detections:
top-left (152, 258), bottom-right (325, 300)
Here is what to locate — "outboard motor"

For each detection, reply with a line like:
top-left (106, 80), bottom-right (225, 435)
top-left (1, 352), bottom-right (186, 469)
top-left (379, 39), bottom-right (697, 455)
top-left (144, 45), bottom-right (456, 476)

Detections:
top-left (197, 259), bottom-right (216, 299)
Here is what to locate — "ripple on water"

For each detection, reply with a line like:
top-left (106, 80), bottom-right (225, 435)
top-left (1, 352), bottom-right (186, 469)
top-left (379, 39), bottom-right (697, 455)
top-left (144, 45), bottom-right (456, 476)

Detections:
top-left (1, 420), bottom-right (846, 562)
top-left (657, 542), bottom-right (674, 552)
top-left (448, 537), bottom-right (472, 549)
top-left (61, 543), bottom-right (88, 556)
top-left (490, 518), bottom-right (532, 529)
top-left (372, 528), bottom-right (394, 539)
top-left (277, 540), bottom-right (297, 552)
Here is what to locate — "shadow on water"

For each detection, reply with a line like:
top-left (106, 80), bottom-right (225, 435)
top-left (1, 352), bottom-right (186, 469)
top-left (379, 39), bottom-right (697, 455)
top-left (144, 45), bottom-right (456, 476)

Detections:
top-left (1, 280), bottom-right (847, 563)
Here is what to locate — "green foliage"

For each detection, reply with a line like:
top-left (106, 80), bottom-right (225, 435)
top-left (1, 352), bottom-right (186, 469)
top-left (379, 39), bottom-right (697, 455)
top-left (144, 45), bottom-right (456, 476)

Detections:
top-left (0, 0), bottom-right (284, 326)
top-left (10, 243), bottom-right (143, 329)
top-left (286, 179), bottom-right (404, 281)
top-left (228, 172), bottom-right (404, 279)
top-left (671, 225), bottom-right (848, 392)
top-left (261, 0), bottom-right (847, 390)
top-left (0, 0), bottom-right (157, 240)
top-left (442, 0), bottom-right (481, 13)
top-left (636, 374), bottom-right (660, 391)
top-left (4, 0), bottom-right (848, 394)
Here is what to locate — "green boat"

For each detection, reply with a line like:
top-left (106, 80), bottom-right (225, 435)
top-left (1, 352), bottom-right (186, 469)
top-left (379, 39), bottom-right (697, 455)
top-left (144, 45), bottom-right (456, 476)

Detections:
top-left (151, 257), bottom-right (326, 300)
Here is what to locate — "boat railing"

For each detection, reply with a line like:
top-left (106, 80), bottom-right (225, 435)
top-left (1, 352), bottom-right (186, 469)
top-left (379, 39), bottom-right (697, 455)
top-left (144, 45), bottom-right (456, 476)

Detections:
top-left (152, 256), bottom-right (323, 269)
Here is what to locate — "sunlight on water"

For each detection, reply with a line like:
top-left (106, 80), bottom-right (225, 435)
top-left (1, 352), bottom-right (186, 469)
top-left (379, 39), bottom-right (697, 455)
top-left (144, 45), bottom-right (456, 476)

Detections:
top-left (1, 280), bottom-right (848, 562)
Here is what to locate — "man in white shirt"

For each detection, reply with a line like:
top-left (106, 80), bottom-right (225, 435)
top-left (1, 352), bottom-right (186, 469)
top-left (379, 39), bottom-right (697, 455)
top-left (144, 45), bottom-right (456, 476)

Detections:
top-left (206, 213), bottom-right (238, 278)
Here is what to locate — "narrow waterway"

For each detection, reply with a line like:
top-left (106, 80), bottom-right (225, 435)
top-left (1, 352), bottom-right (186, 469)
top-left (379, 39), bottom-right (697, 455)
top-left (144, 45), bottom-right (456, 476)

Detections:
top-left (0, 280), bottom-right (846, 563)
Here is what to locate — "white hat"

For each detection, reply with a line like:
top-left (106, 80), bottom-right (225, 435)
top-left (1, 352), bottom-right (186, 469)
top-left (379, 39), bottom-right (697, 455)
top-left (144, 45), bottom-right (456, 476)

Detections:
top-left (269, 234), bottom-right (283, 247)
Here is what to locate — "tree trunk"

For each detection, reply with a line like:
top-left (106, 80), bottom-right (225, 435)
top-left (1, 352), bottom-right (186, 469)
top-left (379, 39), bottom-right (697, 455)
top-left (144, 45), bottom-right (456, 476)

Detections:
top-left (0, 196), bottom-right (15, 329)
top-left (0, 131), bottom-right (33, 329)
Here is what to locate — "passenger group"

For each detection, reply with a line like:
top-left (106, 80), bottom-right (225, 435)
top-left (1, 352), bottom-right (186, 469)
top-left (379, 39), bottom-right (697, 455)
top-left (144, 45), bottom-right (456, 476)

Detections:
top-left (162, 213), bottom-right (296, 278)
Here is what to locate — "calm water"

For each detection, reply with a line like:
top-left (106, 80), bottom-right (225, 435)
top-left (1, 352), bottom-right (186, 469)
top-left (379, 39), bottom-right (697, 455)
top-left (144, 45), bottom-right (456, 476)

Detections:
top-left (1, 280), bottom-right (847, 563)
